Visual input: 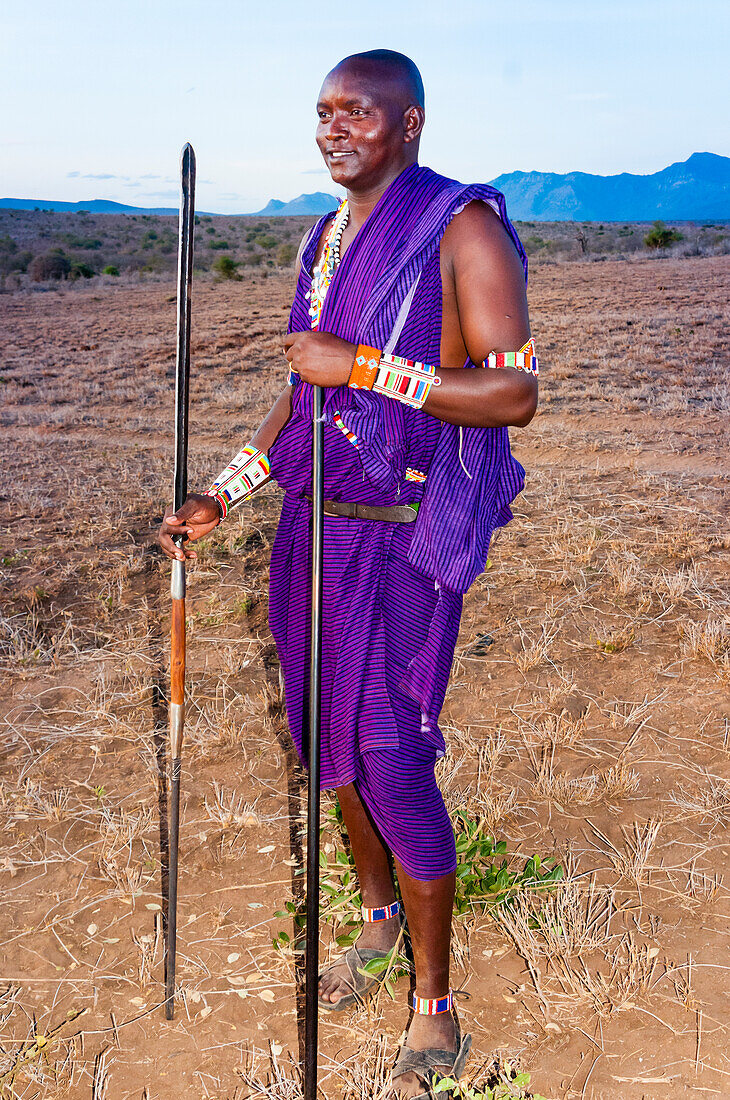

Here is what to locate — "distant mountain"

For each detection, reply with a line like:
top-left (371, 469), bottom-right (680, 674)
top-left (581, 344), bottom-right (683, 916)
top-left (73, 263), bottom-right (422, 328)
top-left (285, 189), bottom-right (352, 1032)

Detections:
top-left (489, 152), bottom-right (730, 221)
top-left (251, 192), bottom-right (339, 216)
top-left (0, 197), bottom-right (188, 215)
top-left (4, 155), bottom-right (727, 221)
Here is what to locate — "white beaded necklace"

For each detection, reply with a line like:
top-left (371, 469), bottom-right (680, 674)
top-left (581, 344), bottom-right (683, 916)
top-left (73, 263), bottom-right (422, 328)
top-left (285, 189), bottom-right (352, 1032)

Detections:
top-left (309, 200), bottom-right (350, 330)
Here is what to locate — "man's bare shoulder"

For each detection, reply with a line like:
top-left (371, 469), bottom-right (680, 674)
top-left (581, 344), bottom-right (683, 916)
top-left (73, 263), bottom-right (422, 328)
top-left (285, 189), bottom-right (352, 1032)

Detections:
top-left (441, 199), bottom-right (520, 272)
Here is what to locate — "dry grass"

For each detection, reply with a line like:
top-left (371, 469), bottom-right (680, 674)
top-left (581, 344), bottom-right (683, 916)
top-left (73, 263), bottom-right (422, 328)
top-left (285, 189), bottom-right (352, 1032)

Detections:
top-left (0, 255), bottom-right (728, 1099)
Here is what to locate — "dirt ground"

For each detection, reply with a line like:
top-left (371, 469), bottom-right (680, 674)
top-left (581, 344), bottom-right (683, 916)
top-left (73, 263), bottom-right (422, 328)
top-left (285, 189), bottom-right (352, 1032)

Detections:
top-left (0, 254), bottom-right (728, 1099)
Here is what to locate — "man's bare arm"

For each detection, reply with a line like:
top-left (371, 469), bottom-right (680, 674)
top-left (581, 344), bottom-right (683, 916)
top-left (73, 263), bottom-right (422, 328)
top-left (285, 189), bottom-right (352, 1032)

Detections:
top-left (250, 384), bottom-right (293, 450)
top-left (158, 385), bottom-right (292, 560)
top-left (284, 204), bottom-right (538, 429)
top-left (423, 201), bottom-right (537, 428)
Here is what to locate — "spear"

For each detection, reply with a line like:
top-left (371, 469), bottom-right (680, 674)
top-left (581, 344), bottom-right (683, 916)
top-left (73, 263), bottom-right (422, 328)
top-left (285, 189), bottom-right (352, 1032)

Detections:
top-left (166, 141), bottom-right (195, 1020)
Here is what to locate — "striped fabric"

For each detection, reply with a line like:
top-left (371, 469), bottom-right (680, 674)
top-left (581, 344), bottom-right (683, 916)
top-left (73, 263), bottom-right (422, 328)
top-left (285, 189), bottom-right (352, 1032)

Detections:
top-left (267, 164), bottom-right (526, 879)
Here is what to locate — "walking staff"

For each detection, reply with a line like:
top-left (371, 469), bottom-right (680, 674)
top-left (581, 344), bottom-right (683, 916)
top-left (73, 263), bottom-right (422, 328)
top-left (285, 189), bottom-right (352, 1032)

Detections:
top-left (305, 385), bottom-right (324, 1098)
top-left (166, 141), bottom-right (196, 1020)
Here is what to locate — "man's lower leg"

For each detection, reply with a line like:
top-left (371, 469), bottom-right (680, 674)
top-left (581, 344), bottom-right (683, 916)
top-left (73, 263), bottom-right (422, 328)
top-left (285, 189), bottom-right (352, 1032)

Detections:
top-left (318, 782), bottom-right (401, 1004)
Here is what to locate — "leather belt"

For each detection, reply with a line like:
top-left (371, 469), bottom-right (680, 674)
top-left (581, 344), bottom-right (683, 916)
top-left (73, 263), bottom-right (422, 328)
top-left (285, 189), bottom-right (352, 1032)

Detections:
top-left (305, 496), bottom-right (417, 524)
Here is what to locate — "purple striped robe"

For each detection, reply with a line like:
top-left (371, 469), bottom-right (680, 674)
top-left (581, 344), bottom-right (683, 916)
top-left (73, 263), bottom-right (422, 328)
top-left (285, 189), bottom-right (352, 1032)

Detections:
top-left (268, 163), bottom-right (527, 787)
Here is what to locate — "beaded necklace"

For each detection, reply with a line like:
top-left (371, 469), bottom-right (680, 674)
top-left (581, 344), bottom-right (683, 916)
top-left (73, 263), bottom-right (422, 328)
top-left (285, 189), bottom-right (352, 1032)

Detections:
top-left (308, 199), bottom-right (349, 330)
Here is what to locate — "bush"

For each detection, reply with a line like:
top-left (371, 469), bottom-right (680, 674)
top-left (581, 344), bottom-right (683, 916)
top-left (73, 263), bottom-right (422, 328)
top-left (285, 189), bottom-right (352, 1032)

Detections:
top-left (70, 261), bottom-right (95, 280)
top-left (257, 234), bottom-right (278, 250)
top-left (102, 265), bottom-right (120, 276)
top-left (210, 239), bottom-right (230, 250)
top-left (644, 220), bottom-right (684, 250)
top-left (212, 255), bottom-right (240, 280)
top-left (277, 242), bottom-right (296, 266)
top-left (29, 251), bottom-right (71, 281)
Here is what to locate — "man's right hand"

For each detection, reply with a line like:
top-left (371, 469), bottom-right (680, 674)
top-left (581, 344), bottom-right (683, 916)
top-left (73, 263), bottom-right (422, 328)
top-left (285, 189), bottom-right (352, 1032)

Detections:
top-left (158, 494), bottom-right (221, 561)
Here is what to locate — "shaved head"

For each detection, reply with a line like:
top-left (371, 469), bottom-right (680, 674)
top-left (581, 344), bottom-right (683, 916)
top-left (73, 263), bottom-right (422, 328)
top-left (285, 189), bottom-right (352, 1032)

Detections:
top-left (316, 49), bottom-right (426, 195)
top-left (330, 49), bottom-right (425, 111)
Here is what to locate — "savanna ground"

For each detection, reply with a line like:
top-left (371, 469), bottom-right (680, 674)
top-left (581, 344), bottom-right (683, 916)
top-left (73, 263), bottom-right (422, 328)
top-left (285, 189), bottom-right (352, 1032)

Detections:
top-left (0, 248), bottom-right (728, 1099)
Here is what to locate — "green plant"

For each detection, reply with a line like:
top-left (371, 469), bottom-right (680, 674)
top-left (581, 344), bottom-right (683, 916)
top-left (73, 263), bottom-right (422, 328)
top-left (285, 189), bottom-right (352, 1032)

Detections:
top-left (102, 265), bottom-right (120, 276)
top-left (644, 220), bottom-right (683, 249)
top-left (277, 242), bottom-right (296, 266)
top-left (69, 261), bottom-right (95, 279)
top-left (212, 254), bottom-right (241, 280)
top-left (210, 239), bottom-right (231, 249)
top-left (273, 806), bottom-right (563, 955)
top-left (452, 810), bottom-right (563, 915)
top-left (434, 1063), bottom-right (547, 1100)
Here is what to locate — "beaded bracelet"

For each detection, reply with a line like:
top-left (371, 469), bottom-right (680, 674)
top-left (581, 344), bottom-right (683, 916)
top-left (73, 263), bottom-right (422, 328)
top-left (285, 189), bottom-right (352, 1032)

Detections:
top-left (484, 337), bottom-right (539, 375)
top-left (349, 344), bottom-right (441, 410)
top-left (204, 444), bottom-right (270, 520)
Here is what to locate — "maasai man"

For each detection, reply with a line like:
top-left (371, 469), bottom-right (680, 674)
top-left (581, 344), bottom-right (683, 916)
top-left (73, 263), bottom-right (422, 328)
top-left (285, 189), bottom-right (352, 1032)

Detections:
top-left (159, 49), bottom-right (537, 1097)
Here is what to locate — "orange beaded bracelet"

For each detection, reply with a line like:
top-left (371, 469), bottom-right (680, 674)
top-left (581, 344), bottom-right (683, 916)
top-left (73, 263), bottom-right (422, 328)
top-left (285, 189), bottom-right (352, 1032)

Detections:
top-left (348, 344), bottom-right (381, 389)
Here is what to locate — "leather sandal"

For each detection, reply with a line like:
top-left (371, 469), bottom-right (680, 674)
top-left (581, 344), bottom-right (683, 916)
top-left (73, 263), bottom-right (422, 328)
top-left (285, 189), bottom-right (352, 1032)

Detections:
top-left (317, 941), bottom-right (401, 1013)
top-left (391, 1013), bottom-right (472, 1099)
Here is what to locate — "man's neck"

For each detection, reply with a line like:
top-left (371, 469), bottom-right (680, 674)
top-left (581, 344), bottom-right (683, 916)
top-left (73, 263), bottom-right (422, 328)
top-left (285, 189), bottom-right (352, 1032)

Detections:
top-left (346, 161), bottom-right (417, 230)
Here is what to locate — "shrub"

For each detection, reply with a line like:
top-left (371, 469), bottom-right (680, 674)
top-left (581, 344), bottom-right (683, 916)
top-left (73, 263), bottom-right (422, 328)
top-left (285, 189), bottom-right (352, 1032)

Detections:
top-left (210, 239), bottom-right (231, 249)
top-left (257, 234), bottom-right (278, 250)
top-left (644, 220), bottom-right (684, 249)
top-left (69, 261), bottom-right (95, 279)
top-left (29, 251), bottom-right (71, 281)
top-left (102, 265), bottom-right (120, 276)
top-left (63, 235), bottom-right (102, 249)
top-left (277, 242), bottom-right (296, 266)
top-left (212, 255), bottom-right (240, 280)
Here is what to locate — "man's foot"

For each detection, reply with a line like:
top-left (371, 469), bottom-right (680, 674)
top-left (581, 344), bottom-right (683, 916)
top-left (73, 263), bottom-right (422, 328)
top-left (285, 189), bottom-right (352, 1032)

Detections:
top-left (392, 1010), bottom-right (459, 1099)
top-left (318, 912), bottom-right (401, 1006)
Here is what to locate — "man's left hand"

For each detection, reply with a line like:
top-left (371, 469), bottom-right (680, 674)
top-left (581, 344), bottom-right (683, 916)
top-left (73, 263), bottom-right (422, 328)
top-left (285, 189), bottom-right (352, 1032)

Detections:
top-left (283, 331), bottom-right (356, 388)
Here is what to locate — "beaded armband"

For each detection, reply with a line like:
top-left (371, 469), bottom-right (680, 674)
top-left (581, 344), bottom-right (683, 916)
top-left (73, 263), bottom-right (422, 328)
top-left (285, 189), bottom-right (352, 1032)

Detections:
top-left (349, 344), bottom-right (441, 410)
top-left (204, 444), bottom-right (270, 520)
top-left (484, 337), bottom-right (539, 375)
top-left (412, 990), bottom-right (453, 1015)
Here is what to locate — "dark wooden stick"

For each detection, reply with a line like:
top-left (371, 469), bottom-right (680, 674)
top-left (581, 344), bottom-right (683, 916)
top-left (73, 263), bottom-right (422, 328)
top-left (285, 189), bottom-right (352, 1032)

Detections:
top-left (304, 383), bottom-right (324, 1098)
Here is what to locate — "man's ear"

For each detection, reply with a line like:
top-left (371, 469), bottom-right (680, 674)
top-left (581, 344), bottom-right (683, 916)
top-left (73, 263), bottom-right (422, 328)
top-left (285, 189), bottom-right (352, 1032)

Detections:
top-left (403, 105), bottom-right (425, 144)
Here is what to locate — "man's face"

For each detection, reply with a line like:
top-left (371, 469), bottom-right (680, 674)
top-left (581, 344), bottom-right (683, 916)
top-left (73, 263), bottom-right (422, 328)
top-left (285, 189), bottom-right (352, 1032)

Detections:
top-left (316, 65), bottom-right (415, 191)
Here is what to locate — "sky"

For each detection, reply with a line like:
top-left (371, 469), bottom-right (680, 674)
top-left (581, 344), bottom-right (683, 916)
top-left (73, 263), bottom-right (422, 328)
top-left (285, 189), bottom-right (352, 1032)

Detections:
top-left (2, 0), bottom-right (728, 214)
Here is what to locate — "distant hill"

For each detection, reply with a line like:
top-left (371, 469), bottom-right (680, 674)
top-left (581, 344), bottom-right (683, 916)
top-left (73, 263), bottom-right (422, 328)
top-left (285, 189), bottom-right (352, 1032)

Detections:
top-left (0, 197), bottom-right (190, 215)
top-left (3, 154), bottom-right (728, 221)
top-left (490, 152), bottom-right (730, 222)
top-left (251, 192), bottom-right (339, 216)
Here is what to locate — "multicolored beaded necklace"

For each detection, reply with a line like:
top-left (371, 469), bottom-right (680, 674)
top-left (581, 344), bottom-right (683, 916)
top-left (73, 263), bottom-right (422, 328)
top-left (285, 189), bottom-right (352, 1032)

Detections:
top-left (308, 199), bottom-right (349, 331)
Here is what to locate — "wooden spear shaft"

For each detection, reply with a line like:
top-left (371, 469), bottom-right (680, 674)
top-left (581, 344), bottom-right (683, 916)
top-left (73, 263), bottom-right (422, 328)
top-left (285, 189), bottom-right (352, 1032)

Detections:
top-left (166, 141), bottom-right (195, 1021)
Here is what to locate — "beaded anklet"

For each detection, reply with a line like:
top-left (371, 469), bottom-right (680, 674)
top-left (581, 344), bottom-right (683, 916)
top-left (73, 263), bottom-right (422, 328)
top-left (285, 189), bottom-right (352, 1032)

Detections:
top-left (204, 444), bottom-right (270, 520)
top-left (349, 344), bottom-right (441, 410)
top-left (412, 990), bottom-right (453, 1015)
top-left (361, 900), bottom-right (400, 923)
top-left (484, 337), bottom-right (539, 375)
